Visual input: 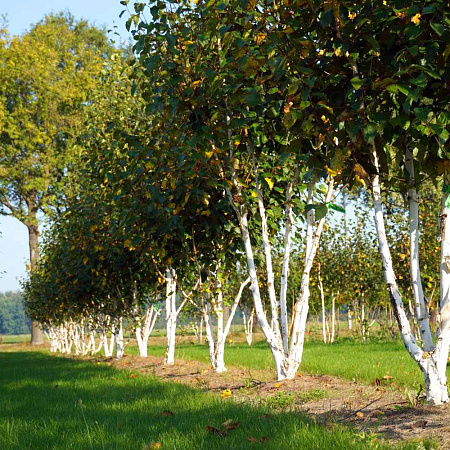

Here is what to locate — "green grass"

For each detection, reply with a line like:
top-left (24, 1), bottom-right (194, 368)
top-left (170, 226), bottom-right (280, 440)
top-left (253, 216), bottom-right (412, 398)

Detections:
top-left (0, 351), bottom-right (413, 450)
top-left (126, 339), bottom-right (437, 390)
top-left (0, 334), bottom-right (31, 344)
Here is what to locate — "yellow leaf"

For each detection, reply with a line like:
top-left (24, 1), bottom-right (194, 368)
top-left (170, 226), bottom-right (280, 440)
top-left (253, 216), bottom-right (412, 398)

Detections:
top-left (255, 32), bottom-right (267, 45)
top-left (191, 80), bottom-right (202, 88)
top-left (411, 13), bottom-right (421, 25)
top-left (348, 11), bottom-right (356, 20)
top-left (325, 166), bottom-right (338, 177)
top-left (221, 389), bottom-right (232, 398)
top-left (83, 256), bottom-right (89, 265)
top-left (264, 177), bottom-right (274, 189)
top-left (251, 190), bottom-right (258, 198)
top-left (201, 210), bottom-right (211, 216)
top-left (321, 115), bottom-right (329, 124)
top-left (205, 150), bottom-right (213, 158)
top-left (124, 239), bottom-right (132, 248)
top-left (355, 175), bottom-right (366, 187)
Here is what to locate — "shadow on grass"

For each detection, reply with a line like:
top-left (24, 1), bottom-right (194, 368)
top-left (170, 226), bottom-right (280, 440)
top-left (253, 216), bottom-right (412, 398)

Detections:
top-left (0, 352), bottom-right (396, 450)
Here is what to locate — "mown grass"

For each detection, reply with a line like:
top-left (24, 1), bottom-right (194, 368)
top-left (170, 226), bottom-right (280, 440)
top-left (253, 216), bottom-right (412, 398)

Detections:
top-left (126, 338), bottom-right (438, 390)
top-left (0, 351), bottom-right (426, 450)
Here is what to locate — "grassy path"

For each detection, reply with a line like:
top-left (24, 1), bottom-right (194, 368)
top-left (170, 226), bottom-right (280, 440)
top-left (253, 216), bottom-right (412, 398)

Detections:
top-left (0, 350), bottom-right (424, 450)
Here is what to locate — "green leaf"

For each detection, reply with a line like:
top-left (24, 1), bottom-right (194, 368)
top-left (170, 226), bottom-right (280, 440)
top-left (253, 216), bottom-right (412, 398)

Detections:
top-left (328, 203), bottom-right (345, 213)
top-left (430, 23), bottom-right (444, 36)
top-left (363, 123), bottom-right (377, 143)
top-left (315, 204), bottom-right (328, 221)
top-left (410, 72), bottom-right (427, 87)
top-left (413, 107), bottom-right (431, 122)
top-left (350, 77), bottom-right (364, 90)
top-left (320, 9), bottom-right (334, 27)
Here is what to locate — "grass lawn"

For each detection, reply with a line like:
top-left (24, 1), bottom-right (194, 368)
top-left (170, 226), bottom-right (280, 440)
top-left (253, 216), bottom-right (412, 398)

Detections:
top-left (125, 338), bottom-right (435, 390)
top-left (0, 350), bottom-right (432, 450)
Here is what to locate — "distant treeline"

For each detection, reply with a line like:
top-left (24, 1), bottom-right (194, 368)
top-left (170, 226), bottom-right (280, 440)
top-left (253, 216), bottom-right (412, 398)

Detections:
top-left (0, 291), bottom-right (31, 335)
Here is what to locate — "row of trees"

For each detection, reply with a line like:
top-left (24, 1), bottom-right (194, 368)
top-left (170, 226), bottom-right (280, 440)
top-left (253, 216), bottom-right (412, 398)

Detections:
top-left (5, 0), bottom-right (450, 405)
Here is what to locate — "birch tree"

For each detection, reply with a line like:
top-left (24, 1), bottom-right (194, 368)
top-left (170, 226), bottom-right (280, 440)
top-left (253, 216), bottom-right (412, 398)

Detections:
top-left (316, 0), bottom-right (450, 403)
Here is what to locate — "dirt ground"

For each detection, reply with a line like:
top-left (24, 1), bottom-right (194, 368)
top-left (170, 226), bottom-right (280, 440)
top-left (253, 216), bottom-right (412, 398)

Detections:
top-left (3, 337), bottom-right (450, 448)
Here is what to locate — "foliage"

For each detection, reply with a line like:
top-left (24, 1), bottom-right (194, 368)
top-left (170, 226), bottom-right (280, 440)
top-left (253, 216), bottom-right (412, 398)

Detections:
top-left (0, 12), bottom-right (113, 224)
top-left (0, 291), bottom-right (30, 335)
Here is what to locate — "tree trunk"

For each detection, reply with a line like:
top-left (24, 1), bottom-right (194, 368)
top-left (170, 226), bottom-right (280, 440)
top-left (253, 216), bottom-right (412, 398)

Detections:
top-left (319, 264), bottom-right (327, 344)
top-left (115, 317), bottom-right (124, 359)
top-left (371, 145), bottom-right (450, 404)
top-left (165, 269), bottom-right (177, 365)
top-left (28, 223), bottom-right (44, 345)
top-left (331, 295), bottom-right (336, 343)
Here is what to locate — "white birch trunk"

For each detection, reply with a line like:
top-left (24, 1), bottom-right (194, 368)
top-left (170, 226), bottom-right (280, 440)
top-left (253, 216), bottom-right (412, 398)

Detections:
top-left (115, 317), bottom-right (124, 359)
top-left (286, 179), bottom-right (334, 378)
top-left (406, 148), bottom-right (434, 350)
top-left (331, 295), bottom-right (336, 343)
top-left (243, 309), bottom-right (255, 346)
top-left (103, 321), bottom-right (115, 358)
top-left (136, 305), bottom-right (160, 357)
top-left (203, 278), bottom-right (250, 373)
top-left (372, 146), bottom-right (448, 404)
top-left (165, 268), bottom-right (178, 365)
top-left (319, 264), bottom-right (327, 344)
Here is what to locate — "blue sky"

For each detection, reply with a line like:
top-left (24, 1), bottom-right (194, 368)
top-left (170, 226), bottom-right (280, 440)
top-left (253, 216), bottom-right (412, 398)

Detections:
top-left (0, 0), bottom-right (133, 292)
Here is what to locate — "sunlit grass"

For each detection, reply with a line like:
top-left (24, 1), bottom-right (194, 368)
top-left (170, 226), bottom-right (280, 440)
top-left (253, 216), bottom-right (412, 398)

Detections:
top-left (0, 351), bottom-right (411, 450)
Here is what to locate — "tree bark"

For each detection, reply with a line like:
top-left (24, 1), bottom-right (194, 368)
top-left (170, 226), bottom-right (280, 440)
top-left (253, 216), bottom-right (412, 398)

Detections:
top-left (28, 223), bottom-right (44, 345)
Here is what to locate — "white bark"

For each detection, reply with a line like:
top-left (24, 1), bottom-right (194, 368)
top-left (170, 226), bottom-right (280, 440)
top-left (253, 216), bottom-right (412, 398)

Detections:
top-left (165, 268), bottom-right (177, 365)
top-left (371, 145), bottom-right (448, 404)
top-left (280, 170), bottom-right (299, 353)
top-left (331, 295), bottom-right (336, 343)
top-left (203, 277), bottom-right (250, 373)
top-left (243, 309), bottom-right (255, 346)
top-left (406, 148), bottom-right (434, 350)
top-left (136, 305), bottom-right (160, 357)
top-left (115, 317), bottom-right (124, 359)
top-left (319, 264), bottom-right (327, 344)
top-left (103, 318), bottom-right (115, 358)
top-left (286, 179), bottom-right (334, 378)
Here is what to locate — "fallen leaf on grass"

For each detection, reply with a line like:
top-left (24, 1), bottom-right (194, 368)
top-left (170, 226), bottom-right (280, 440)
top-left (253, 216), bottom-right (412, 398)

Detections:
top-left (161, 410), bottom-right (175, 417)
top-left (129, 373), bottom-right (138, 379)
top-left (411, 420), bottom-right (428, 429)
top-left (144, 443), bottom-right (161, 449)
top-left (382, 375), bottom-right (394, 380)
top-left (222, 419), bottom-right (240, 431)
top-left (248, 436), bottom-right (268, 443)
top-left (206, 425), bottom-right (227, 437)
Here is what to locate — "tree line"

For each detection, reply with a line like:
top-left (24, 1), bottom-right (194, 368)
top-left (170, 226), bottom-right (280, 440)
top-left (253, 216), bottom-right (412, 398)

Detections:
top-left (2, 1), bottom-right (450, 405)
